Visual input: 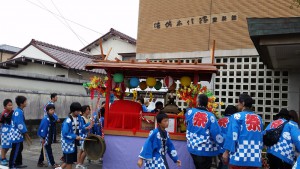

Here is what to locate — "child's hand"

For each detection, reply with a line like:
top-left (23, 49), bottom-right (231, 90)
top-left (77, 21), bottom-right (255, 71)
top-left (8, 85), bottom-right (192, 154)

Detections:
top-left (137, 158), bottom-right (143, 168)
top-left (176, 160), bottom-right (181, 167)
top-left (222, 150), bottom-right (229, 165)
top-left (41, 139), bottom-right (45, 145)
top-left (76, 136), bottom-right (82, 140)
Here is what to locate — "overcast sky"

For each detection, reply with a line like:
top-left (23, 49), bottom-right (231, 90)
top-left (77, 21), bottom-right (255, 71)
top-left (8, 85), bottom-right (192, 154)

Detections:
top-left (0, 0), bottom-right (139, 50)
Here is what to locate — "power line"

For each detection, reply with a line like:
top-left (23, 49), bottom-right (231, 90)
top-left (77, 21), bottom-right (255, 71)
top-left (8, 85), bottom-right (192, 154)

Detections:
top-left (48, 0), bottom-right (88, 45)
top-left (24, 0), bottom-right (104, 35)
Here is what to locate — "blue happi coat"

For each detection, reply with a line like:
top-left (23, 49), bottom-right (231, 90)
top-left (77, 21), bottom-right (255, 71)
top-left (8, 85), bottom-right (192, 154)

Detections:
top-left (264, 119), bottom-right (300, 165)
top-left (293, 156), bottom-right (300, 169)
top-left (10, 107), bottom-right (28, 143)
top-left (1, 109), bottom-right (13, 148)
top-left (37, 114), bottom-right (54, 145)
top-left (139, 128), bottom-right (178, 169)
top-left (44, 101), bottom-right (58, 121)
top-left (218, 116), bottom-right (232, 153)
top-left (223, 111), bottom-right (263, 167)
top-left (61, 114), bottom-right (86, 154)
top-left (185, 108), bottom-right (224, 156)
top-left (79, 116), bottom-right (90, 146)
top-left (91, 111), bottom-right (102, 135)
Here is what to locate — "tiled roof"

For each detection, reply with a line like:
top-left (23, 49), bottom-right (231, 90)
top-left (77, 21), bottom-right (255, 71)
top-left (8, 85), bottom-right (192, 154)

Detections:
top-left (80, 28), bottom-right (136, 52)
top-left (0, 44), bottom-right (21, 53)
top-left (12, 39), bottom-right (105, 74)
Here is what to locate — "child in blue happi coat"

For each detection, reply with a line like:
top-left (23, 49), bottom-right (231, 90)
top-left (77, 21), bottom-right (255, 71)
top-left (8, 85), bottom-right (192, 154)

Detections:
top-left (60, 102), bottom-right (87, 169)
top-left (0, 99), bottom-right (13, 166)
top-left (217, 105), bottom-right (237, 169)
top-left (264, 108), bottom-right (300, 169)
top-left (76, 105), bottom-right (92, 169)
top-left (37, 104), bottom-right (60, 168)
top-left (137, 113), bottom-right (181, 169)
top-left (9, 96), bottom-right (28, 168)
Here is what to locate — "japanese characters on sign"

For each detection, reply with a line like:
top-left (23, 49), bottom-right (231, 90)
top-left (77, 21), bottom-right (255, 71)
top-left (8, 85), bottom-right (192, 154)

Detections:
top-left (153, 12), bottom-right (238, 30)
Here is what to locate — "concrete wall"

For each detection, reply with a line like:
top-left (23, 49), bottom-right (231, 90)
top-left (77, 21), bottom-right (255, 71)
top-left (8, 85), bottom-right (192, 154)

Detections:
top-left (14, 45), bottom-right (57, 63)
top-left (10, 62), bottom-right (68, 77)
top-left (68, 69), bottom-right (103, 80)
top-left (0, 52), bottom-right (14, 62)
top-left (0, 69), bottom-right (105, 119)
top-left (288, 70), bottom-right (300, 113)
top-left (89, 36), bottom-right (136, 60)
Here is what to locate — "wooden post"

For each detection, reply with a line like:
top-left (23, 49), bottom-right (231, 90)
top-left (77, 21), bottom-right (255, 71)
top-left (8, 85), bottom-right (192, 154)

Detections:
top-left (211, 40), bottom-right (215, 64)
top-left (104, 71), bottom-right (111, 128)
top-left (99, 39), bottom-right (104, 60)
top-left (193, 72), bottom-right (199, 85)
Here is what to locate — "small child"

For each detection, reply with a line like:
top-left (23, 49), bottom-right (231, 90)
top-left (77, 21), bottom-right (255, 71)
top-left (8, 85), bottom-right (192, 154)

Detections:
top-left (137, 113), bottom-right (181, 169)
top-left (76, 105), bottom-right (92, 169)
top-left (0, 99), bottom-right (13, 166)
top-left (37, 104), bottom-right (60, 168)
top-left (60, 102), bottom-right (86, 169)
top-left (9, 96), bottom-right (28, 168)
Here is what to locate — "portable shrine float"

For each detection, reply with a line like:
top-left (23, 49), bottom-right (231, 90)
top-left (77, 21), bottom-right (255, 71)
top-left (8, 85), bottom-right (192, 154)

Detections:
top-left (85, 47), bottom-right (222, 169)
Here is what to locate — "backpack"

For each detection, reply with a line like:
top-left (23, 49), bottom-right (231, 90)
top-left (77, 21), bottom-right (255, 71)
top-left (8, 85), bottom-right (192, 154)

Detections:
top-left (263, 120), bottom-right (288, 147)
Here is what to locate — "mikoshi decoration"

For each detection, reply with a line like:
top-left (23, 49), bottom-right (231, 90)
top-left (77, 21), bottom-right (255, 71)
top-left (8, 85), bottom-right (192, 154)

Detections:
top-left (130, 77), bottom-right (140, 88)
top-left (146, 77), bottom-right (156, 88)
top-left (83, 76), bottom-right (107, 99)
top-left (113, 82), bottom-right (126, 100)
top-left (113, 73), bottom-right (124, 83)
top-left (168, 83), bottom-right (176, 91)
top-left (132, 90), bottom-right (138, 101)
top-left (154, 81), bottom-right (162, 90)
top-left (177, 84), bottom-right (224, 118)
top-left (180, 76), bottom-right (192, 87)
top-left (139, 81), bottom-right (147, 90)
top-left (163, 76), bottom-right (174, 88)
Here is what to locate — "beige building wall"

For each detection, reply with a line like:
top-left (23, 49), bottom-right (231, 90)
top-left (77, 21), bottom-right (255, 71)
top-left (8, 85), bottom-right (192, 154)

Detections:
top-left (137, 0), bottom-right (300, 54)
top-left (0, 52), bottom-right (14, 62)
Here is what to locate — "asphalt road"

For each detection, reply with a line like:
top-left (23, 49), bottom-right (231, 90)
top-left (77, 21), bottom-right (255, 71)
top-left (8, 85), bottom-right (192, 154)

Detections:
top-left (0, 137), bottom-right (102, 169)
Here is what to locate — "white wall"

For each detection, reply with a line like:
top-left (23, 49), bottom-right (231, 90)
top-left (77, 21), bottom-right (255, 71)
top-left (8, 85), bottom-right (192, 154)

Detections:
top-left (10, 62), bottom-right (68, 77)
top-left (89, 36), bottom-right (136, 60)
top-left (14, 45), bottom-right (57, 63)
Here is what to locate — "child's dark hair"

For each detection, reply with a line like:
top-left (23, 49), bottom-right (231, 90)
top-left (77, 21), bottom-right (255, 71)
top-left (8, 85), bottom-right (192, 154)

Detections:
top-left (224, 105), bottom-right (238, 116)
top-left (239, 93), bottom-right (253, 108)
top-left (70, 102), bottom-right (82, 113)
top-left (82, 105), bottom-right (90, 114)
top-left (50, 93), bottom-right (57, 99)
top-left (198, 94), bottom-right (208, 107)
top-left (46, 104), bottom-right (55, 112)
top-left (15, 96), bottom-right (27, 107)
top-left (137, 97), bottom-right (144, 104)
top-left (155, 101), bottom-right (163, 108)
top-left (3, 99), bottom-right (12, 107)
top-left (156, 113), bottom-right (168, 123)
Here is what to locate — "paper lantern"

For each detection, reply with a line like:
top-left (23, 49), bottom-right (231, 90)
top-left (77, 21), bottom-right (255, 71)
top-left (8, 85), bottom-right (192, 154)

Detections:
top-left (146, 77), bottom-right (156, 87)
top-left (169, 83), bottom-right (176, 91)
top-left (139, 81), bottom-right (147, 90)
top-left (164, 76), bottom-right (174, 88)
top-left (180, 76), bottom-right (191, 87)
top-left (154, 81), bottom-right (162, 90)
top-left (129, 77), bottom-right (139, 88)
top-left (113, 73), bottom-right (124, 83)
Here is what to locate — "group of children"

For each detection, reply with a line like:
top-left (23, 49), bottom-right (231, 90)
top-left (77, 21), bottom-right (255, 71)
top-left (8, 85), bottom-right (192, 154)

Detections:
top-left (0, 95), bottom-right (104, 169)
top-left (0, 96), bottom-right (29, 169)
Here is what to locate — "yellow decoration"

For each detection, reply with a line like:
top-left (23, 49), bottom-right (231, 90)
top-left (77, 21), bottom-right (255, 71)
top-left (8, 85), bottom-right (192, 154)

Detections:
top-left (132, 90), bottom-right (137, 101)
top-left (180, 76), bottom-right (191, 87)
top-left (149, 92), bottom-right (153, 102)
top-left (146, 77), bottom-right (156, 88)
top-left (139, 81), bottom-right (147, 90)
